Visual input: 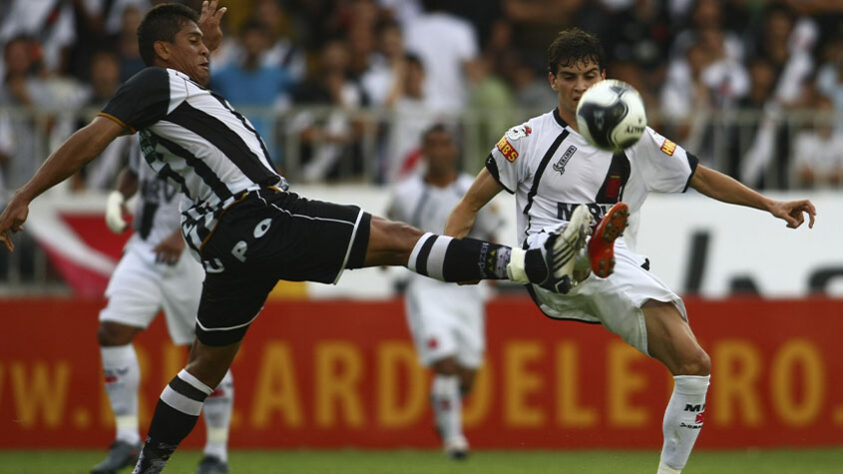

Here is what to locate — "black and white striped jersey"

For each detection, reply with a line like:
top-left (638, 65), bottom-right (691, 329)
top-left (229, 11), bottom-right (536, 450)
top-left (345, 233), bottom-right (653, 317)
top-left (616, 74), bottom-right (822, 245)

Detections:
top-left (486, 108), bottom-right (698, 248)
top-left (99, 67), bottom-right (284, 256)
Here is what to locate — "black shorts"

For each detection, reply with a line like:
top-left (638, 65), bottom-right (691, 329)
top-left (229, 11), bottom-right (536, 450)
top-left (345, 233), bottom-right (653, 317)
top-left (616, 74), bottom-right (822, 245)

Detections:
top-left (195, 188), bottom-right (371, 345)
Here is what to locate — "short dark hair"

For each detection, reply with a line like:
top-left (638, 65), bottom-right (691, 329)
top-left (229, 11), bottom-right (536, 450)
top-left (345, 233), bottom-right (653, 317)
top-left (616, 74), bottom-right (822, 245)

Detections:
top-left (422, 123), bottom-right (453, 143)
top-left (137, 3), bottom-right (199, 66)
top-left (546, 27), bottom-right (606, 75)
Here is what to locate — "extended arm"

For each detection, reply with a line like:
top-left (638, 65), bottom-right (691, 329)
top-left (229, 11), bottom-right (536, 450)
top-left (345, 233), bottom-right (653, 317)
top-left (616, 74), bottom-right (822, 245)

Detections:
top-left (0, 116), bottom-right (125, 251)
top-left (445, 168), bottom-right (504, 238)
top-left (689, 164), bottom-right (816, 229)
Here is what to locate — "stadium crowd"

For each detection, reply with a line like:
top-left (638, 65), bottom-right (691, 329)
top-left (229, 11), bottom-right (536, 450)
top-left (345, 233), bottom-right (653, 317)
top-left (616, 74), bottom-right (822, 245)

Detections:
top-left (1, 0), bottom-right (842, 192)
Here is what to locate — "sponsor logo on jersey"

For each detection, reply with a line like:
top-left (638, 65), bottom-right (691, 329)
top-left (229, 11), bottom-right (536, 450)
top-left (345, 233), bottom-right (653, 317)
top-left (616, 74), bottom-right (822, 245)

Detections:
top-left (505, 124), bottom-right (532, 141)
top-left (660, 138), bottom-right (677, 156)
top-left (553, 145), bottom-right (577, 175)
top-left (497, 136), bottom-right (519, 162)
top-left (557, 202), bottom-right (610, 224)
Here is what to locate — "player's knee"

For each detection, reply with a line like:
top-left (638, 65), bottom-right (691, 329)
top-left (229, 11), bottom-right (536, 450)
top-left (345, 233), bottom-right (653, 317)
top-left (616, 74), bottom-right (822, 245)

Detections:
top-left (97, 321), bottom-right (138, 346)
top-left (432, 356), bottom-right (460, 375)
top-left (676, 349), bottom-right (711, 376)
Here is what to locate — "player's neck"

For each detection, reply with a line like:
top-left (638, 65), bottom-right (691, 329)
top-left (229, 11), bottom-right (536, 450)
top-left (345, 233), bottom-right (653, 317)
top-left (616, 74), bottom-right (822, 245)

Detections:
top-left (424, 170), bottom-right (457, 188)
top-left (556, 106), bottom-right (578, 132)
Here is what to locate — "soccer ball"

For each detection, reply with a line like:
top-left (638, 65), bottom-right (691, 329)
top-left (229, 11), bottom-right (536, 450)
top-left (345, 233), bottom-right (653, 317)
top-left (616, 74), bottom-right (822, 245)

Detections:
top-left (575, 79), bottom-right (647, 152)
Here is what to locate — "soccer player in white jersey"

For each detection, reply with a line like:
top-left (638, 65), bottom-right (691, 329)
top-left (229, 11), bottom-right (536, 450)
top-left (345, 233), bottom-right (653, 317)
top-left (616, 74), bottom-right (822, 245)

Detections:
top-left (387, 124), bottom-right (502, 459)
top-left (0, 4), bottom-right (591, 473)
top-left (445, 28), bottom-right (816, 474)
top-left (92, 139), bottom-right (233, 474)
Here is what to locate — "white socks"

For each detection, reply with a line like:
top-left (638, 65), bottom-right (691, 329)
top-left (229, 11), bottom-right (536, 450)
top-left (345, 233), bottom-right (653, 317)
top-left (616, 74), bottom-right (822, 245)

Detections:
top-left (202, 369), bottom-right (234, 462)
top-left (659, 375), bottom-right (710, 473)
top-left (431, 374), bottom-right (462, 445)
top-left (101, 344), bottom-right (141, 445)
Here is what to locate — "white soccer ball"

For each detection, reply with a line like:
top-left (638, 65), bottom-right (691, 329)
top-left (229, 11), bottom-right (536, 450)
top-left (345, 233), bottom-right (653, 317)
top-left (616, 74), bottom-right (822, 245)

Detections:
top-left (575, 79), bottom-right (647, 152)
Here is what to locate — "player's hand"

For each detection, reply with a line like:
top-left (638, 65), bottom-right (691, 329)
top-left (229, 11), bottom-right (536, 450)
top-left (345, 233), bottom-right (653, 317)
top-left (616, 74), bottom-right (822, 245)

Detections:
top-left (771, 199), bottom-right (816, 229)
top-left (0, 193), bottom-right (30, 252)
top-left (105, 190), bottom-right (129, 234)
top-left (198, 0), bottom-right (227, 53)
top-left (153, 230), bottom-right (186, 265)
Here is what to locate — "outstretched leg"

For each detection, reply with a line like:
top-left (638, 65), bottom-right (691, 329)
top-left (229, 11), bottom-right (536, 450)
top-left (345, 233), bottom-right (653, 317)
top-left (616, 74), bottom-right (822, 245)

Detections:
top-left (643, 301), bottom-right (711, 474)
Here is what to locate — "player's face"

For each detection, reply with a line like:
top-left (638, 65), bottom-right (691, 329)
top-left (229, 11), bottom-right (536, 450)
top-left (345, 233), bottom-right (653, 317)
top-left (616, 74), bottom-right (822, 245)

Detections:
top-left (548, 59), bottom-right (605, 126)
top-left (159, 21), bottom-right (210, 86)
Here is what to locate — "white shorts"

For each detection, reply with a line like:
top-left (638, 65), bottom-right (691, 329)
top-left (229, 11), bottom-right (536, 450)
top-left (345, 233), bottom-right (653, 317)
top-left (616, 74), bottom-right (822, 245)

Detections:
top-left (404, 277), bottom-right (487, 368)
top-left (99, 235), bottom-right (204, 345)
top-left (528, 238), bottom-right (686, 356)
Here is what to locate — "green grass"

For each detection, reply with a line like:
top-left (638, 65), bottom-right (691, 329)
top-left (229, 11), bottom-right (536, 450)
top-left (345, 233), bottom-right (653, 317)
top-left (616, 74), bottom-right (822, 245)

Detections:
top-left (2, 448), bottom-right (843, 474)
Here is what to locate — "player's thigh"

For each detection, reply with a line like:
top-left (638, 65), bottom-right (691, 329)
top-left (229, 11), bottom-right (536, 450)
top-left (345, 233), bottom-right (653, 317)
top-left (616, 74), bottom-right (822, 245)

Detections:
top-left (160, 253), bottom-right (204, 345)
top-left (642, 301), bottom-right (710, 376)
top-left (194, 269), bottom-right (277, 347)
top-left (99, 249), bottom-right (164, 330)
top-left (205, 189), bottom-right (371, 284)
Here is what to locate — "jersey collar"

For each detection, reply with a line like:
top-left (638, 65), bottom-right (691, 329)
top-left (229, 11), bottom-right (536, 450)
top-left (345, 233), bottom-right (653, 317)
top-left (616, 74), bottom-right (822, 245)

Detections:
top-left (552, 107), bottom-right (571, 129)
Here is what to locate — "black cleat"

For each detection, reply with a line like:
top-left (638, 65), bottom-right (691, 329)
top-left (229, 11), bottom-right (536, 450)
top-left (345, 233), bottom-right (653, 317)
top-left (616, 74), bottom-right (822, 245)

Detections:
top-left (91, 440), bottom-right (141, 474)
top-left (196, 455), bottom-right (230, 474)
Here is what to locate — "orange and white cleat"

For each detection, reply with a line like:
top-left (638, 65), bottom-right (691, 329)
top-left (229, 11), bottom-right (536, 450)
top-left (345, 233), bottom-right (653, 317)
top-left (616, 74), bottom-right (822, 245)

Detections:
top-left (587, 202), bottom-right (630, 278)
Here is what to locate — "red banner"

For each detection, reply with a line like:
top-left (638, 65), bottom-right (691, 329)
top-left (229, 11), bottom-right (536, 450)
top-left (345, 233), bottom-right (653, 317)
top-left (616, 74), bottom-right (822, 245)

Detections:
top-left (1, 297), bottom-right (842, 449)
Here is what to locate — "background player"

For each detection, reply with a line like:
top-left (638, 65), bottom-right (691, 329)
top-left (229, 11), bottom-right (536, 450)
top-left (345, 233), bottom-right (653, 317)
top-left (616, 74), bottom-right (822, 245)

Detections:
top-left (445, 27), bottom-right (816, 474)
top-left (93, 139), bottom-right (233, 474)
top-left (0, 4), bottom-right (590, 472)
top-left (387, 124), bottom-right (502, 459)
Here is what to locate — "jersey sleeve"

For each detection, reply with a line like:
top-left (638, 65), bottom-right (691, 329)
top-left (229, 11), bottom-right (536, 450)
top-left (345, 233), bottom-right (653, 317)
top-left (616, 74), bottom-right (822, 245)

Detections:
top-left (485, 123), bottom-right (531, 194)
top-left (630, 127), bottom-right (699, 193)
top-left (99, 68), bottom-right (171, 133)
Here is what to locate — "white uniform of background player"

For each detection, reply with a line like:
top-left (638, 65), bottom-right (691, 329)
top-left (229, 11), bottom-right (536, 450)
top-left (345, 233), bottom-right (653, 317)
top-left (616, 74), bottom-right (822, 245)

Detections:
top-left (94, 138), bottom-right (234, 474)
top-left (387, 124), bottom-right (501, 459)
top-left (445, 28), bottom-right (815, 474)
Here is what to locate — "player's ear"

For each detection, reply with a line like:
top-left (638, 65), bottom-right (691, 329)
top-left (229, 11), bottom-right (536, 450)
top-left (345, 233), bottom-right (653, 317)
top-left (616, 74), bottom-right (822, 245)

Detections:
top-left (548, 71), bottom-right (558, 91)
top-left (600, 69), bottom-right (606, 80)
top-left (153, 40), bottom-right (171, 61)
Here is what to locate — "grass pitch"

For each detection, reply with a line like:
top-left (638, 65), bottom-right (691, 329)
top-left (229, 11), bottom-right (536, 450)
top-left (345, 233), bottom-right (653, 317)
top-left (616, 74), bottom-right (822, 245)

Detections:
top-left (1, 448), bottom-right (843, 474)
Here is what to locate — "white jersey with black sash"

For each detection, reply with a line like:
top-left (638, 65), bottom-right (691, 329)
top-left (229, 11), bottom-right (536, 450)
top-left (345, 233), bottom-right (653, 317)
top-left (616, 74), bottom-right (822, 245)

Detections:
top-left (126, 136), bottom-right (184, 248)
top-left (99, 67), bottom-right (285, 258)
top-left (486, 109), bottom-right (698, 248)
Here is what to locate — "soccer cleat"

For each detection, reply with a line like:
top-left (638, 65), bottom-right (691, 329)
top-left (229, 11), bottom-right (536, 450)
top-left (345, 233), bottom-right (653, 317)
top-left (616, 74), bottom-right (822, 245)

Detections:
top-left (195, 455), bottom-right (229, 474)
top-left (539, 204), bottom-right (593, 293)
top-left (444, 435), bottom-right (469, 461)
top-left (91, 440), bottom-right (141, 474)
top-left (587, 202), bottom-right (629, 278)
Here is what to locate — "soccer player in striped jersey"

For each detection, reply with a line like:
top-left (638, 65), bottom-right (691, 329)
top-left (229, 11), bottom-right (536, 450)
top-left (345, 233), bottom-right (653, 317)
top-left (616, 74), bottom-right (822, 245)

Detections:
top-left (387, 124), bottom-right (503, 460)
top-left (93, 140), bottom-right (233, 474)
top-left (0, 4), bottom-right (591, 473)
top-left (445, 28), bottom-right (816, 474)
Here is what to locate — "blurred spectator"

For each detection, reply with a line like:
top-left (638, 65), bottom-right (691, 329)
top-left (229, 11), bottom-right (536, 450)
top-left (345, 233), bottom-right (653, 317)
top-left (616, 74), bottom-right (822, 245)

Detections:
top-left (816, 33), bottom-right (843, 134)
top-left (378, 0), bottom-right (422, 27)
top-left (746, 1), bottom-right (816, 107)
top-left (0, 36), bottom-right (57, 281)
top-left (73, 50), bottom-right (136, 191)
top-left (404, 0), bottom-right (479, 112)
top-left (506, 52), bottom-right (556, 114)
top-left (253, 0), bottom-right (307, 82)
top-left (115, 5), bottom-right (145, 82)
top-left (737, 58), bottom-right (789, 189)
top-left (211, 20), bottom-right (295, 165)
top-left (465, 57), bottom-right (514, 171)
top-left (669, 0), bottom-right (744, 63)
top-left (0, 0), bottom-right (77, 77)
top-left (791, 94), bottom-right (843, 189)
top-left (381, 53), bottom-right (435, 183)
top-left (361, 20), bottom-right (405, 107)
top-left (292, 38), bottom-right (369, 182)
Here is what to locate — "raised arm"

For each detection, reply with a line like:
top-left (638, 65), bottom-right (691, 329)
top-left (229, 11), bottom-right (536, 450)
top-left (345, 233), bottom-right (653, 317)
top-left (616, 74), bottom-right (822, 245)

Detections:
top-left (445, 168), bottom-right (504, 238)
top-left (689, 164), bottom-right (816, 229)
top-left (198, 0), bottom-right (227, 53)
top-left (0, 116), bottom-right (125, 251)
